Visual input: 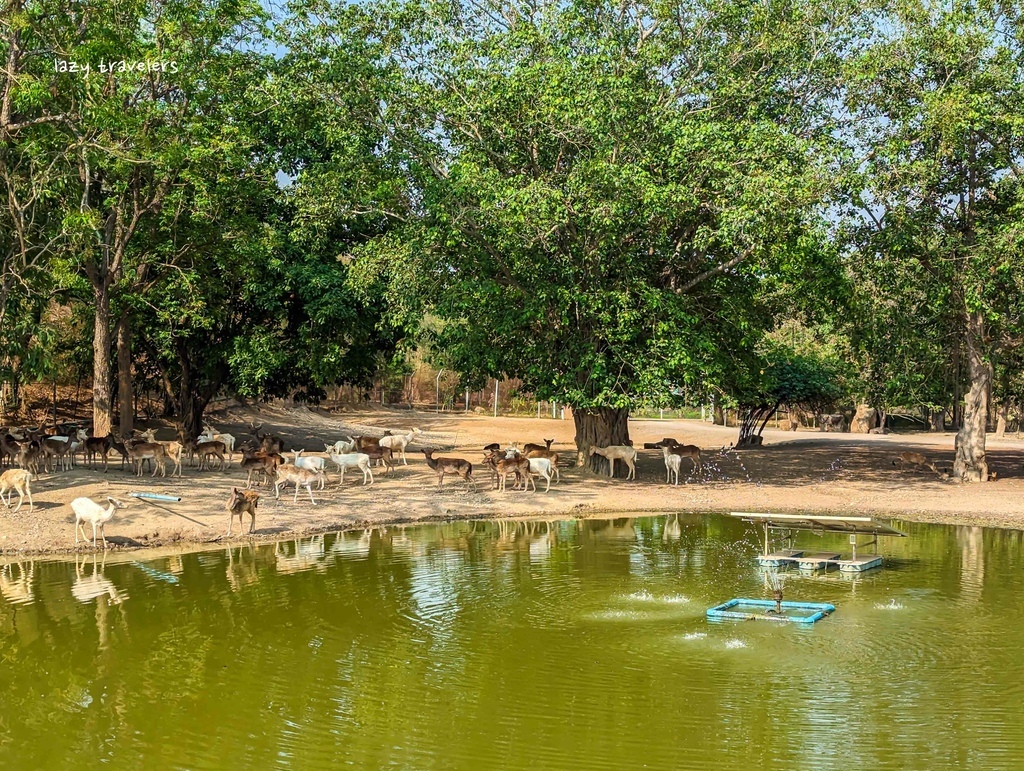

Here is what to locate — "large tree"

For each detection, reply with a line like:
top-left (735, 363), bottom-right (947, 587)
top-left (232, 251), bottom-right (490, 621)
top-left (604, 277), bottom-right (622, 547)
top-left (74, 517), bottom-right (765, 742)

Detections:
top-left (842, 0), bottom-right (1024, 481)
top-left (347, 0), bottom-right (851, 470)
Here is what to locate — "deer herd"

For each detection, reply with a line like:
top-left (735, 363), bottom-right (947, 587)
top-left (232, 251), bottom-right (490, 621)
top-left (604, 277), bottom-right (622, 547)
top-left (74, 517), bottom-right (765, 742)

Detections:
top-left (0, 415), bottom-right (956, 550)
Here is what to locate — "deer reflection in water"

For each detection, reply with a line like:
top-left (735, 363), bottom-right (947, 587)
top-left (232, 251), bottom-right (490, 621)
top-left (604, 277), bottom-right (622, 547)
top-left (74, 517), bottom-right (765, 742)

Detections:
top-left (275, 535), bottom-right (328, 574)
top-left (0, 560), bottom-right (35, 605)
top-left (72, 553), bottom-right (127, 605)
top-left (663, 514), bottom-right (682, 543)
top-left (72, 553), bottom-right (128, 651)
top-left (225, 544), bottom-right (261, 593)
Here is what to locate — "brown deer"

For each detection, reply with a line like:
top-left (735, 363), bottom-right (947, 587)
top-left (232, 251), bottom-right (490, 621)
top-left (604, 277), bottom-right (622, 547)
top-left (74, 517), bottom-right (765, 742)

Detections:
top-left (251, 423), bottom-right (285, 455)
top-left (194, 440), bottom-right (227, 471)
top-left (893, 451), bottom-right (947, 477)
top-left (226, 487), bottom-right (260, 535)
top-left (126, 440), bottom-right (168, 477)
top-left (84, 435), bottom-right (112, 471)
top-left (240, 449), bottom-right (284, 488)
top-left (422, 449), bottom-right (476, 491)
top-left (363, 445), bottom-right (396, 473)
top-left (522, 439), bottom-right (554, 455)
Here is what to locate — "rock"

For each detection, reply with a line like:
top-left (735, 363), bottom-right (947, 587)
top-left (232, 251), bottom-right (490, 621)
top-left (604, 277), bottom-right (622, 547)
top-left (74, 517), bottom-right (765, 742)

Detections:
top-left (869, 427), bottom-right (891, 435)
top-left (850, 405), bottom-right (877, 433)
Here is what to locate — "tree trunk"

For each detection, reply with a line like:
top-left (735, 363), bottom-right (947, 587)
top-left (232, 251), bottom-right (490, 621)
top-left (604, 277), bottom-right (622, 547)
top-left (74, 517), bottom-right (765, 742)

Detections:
top-left (954, 314), bottom-right (991, 483)
top-left (737, 404), bottom-right (773, 446)
top-left (996, 401), bottom-right (1008, 438)
top-left (573, 407), bottom-right (631, 476)
top-left (116, 312), bottom-right (133, 436)
top-left (91, 284), bottom-right (113, 436)
top-left (928, 410), bottom-right (945, 432)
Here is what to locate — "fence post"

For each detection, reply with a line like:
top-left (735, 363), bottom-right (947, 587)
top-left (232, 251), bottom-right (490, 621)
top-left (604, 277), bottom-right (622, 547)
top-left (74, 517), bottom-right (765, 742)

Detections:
top-left (493, 379), bottom-right (499, 418)
top-left (436, 369), bottom-right (444, 413)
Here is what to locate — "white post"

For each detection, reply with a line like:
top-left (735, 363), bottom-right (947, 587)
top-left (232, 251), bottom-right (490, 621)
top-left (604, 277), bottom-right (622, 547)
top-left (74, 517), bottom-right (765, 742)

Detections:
top-left (537, 401), bottom-right (541, 419)
top-left (660, 408), bottom-right (664, 420)
top-left (435, 369), bottom-right (444, 413)
top-left (493, 379), bottom-right (499, 418)
top-left (465, 387), bottom-right (469, 412)
top-left (552, 401), bottom-right (557, 419)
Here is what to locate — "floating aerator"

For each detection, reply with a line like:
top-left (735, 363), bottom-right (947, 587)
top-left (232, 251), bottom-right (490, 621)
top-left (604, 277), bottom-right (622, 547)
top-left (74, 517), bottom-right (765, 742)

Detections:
top-left (706, 599), bottom-right (835, 624)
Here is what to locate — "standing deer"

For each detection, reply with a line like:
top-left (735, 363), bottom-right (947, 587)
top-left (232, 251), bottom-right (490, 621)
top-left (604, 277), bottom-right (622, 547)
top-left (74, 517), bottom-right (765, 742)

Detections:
top-left (588, 445), bottom-right (638, 480)
top-left (226, 487), bottom-right (260, 535)
top-left (422, 449), bottom-right (476, 490)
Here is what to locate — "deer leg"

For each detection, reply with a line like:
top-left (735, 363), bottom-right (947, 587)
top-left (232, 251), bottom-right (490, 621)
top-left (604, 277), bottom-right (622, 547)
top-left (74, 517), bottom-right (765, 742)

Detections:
top-left (249, 511), bottom-right (256, 533)
top-left (306, 484), bottom-right (316, 505)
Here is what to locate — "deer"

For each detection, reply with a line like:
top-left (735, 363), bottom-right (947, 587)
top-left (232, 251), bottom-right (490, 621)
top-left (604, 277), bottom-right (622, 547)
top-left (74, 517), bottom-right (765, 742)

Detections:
top-left (291, 450), bottom-right (327, 489)
top-left (126, 439), bottom-right (169, 477)
top-left (364, 445), bottom-right (396, 473)
top-left (663, 453), bottom-right (682, 485)
top-left (200, 424), bottom-right (236, 459)
top-left (71, 496), bottom-right (127, 549)
top-left (136, 428), bottom-right (184, 477)
top-left (0, 469), bottom-right (33, 512)
top-left (328, 452), bottom-right (374, 485)
top-left (483, 449), bottom-right (528, 491)
top-left (325, 437), bottom-right (356, 455)
top-left (522, 438), bottom-right (555, 455)
top-left (522, 445), bottom-right (561, 483)
top-left (194, 440), bottom-right (227, 471)
top-left (504, 449), bottom-right (553, 493)
top-left (378, 428), bottom-right (422, 465)
top-left (226, 487), bottom-right (260, 535)
top-left (274, 464), bottom-right (324, 504)
top-left (42, 436), bottom-right (75, 472)
top-left (0, 434), bottom-right (21, 468)
top-left (16, 440), bottom-right (42, 478)
top-left (83, 435), bottom-right (112, 471)
top-left (893, 451), bottom-right (946, 477)
top-left (240, 449), bottom-right (283, 488)
top-left (652, 438), bottom-right (701, 474)
top-left (588, 445), bottom-right (638, 480)
top-left (422, 449), bottom-right (476, 491)
top-left (251, 423), bottom-right (285, 455)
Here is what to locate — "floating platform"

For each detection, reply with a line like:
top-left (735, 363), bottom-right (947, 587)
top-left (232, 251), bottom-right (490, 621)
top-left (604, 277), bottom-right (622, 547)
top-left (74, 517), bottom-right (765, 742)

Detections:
top-left (758, 552), bottom-right (882, 572)
top-left (707, 598), bottom-right (835, 624)
top-left (734, 512), bottom-right (905, 574)
top-left (794, 552), bottom-right (842, 570)
top-left (757, 549), bottom-right (803, 567)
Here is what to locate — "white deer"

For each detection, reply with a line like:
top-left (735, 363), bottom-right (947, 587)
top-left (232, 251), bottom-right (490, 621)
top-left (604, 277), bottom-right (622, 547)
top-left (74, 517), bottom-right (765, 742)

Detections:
top-left (378, 428), bottom-right (422, 465)
top-left (71, 496), bottom-right (128, 549)
top-left (588, 445), bottom-right (637, 480)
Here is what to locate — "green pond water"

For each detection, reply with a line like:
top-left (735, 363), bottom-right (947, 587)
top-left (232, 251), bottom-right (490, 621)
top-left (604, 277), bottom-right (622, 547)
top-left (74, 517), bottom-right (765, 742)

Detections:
top-left (1, 513), bottom-right (1023, 770)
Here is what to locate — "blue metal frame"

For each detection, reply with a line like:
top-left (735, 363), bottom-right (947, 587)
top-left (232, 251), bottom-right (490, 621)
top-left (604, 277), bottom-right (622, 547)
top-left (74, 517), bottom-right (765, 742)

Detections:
top-left (706, 598), bottom-right (835, 624)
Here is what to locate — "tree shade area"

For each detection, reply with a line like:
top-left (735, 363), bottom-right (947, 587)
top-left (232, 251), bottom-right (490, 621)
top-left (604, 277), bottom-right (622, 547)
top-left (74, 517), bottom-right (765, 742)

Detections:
top-left (1, 0), bottom-right (1022, 481)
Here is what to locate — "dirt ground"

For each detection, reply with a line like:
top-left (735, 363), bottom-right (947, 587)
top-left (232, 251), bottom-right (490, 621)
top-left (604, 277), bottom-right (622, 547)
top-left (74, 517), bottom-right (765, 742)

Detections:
top-left (2, 402), bottom-right (1024, 556)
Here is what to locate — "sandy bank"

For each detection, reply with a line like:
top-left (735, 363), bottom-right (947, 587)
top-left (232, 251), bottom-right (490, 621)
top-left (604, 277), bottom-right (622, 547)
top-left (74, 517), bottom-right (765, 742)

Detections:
top-left (2, 404), bottom-right (1023, 557)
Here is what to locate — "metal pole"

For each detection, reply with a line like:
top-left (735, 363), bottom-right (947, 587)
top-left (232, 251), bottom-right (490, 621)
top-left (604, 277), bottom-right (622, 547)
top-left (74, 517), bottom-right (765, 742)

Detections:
top-left (493, 379), bottom-right (499, 418)
top-left (465, 387), bottom-right (469, 412)
top-left (436, 369), bottom-right (444, 414)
